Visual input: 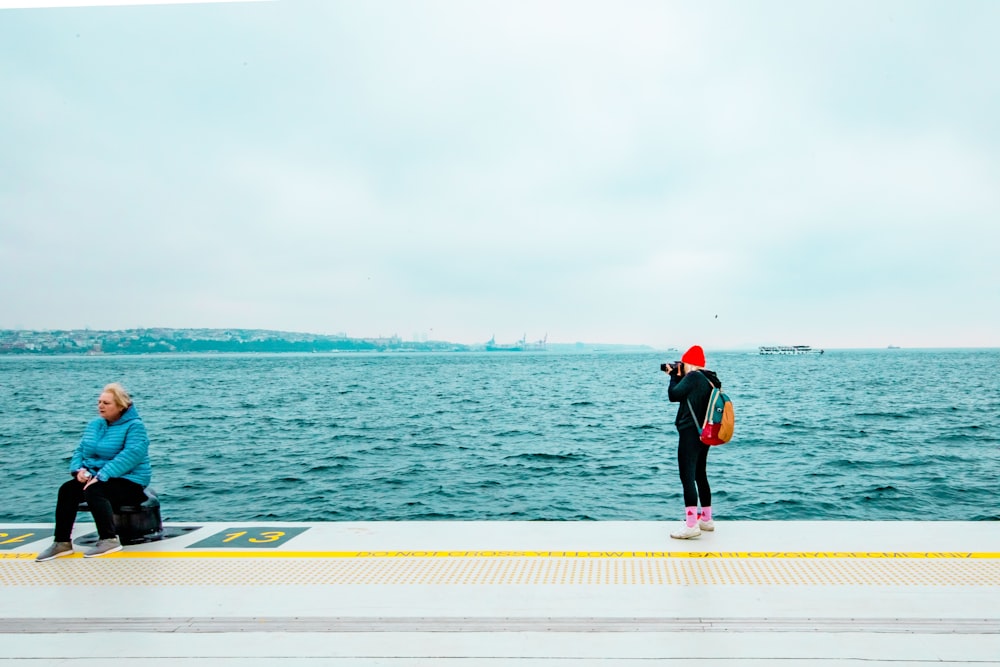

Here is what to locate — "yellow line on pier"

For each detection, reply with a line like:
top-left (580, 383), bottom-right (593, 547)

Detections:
top-left (9, 550), bottom-right (1000, 560)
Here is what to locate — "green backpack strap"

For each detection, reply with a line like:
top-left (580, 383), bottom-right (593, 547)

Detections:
top-left (685, 398), bottom-right (701, 429)
top-left (684, 371), bottom-right (717, 429)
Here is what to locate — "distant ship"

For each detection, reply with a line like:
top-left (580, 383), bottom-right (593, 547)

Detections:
top-left (758, 345), bottom-right (824, 355)
top-left (485, 334), bottom-right (547, 352)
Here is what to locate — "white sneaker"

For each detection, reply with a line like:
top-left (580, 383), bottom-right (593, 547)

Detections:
top-left (698, 519), bottom-right (715, 531)
top-left (670, 524), bottom-right (701, 540)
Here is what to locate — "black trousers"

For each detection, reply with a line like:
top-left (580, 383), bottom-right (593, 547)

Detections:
top-left (54, 477), bottom-right (147, 541)
top-left (677, 427), bottom-right (711, 508)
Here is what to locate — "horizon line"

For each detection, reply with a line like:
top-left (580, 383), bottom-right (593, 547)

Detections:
top-left (1, 327), bottom-right (996, 352)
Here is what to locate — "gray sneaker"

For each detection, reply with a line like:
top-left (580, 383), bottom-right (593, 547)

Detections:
top-left (83, 537), bottom-right (122, 558)
top-left (35, 541), bottom-right (74, 562)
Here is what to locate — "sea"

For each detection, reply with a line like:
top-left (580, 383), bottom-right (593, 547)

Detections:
top-left (2, 349), bottom-right (998, 523)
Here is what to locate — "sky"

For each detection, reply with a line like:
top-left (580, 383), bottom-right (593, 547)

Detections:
top-left (1, 1), bottom-right (998, 350)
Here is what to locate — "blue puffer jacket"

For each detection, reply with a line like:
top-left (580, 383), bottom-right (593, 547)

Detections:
top-left (68, 404), bottom-right (152, 486)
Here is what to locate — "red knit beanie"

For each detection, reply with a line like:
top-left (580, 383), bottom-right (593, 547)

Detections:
top-left (681, 345), bottom-right (706, 367)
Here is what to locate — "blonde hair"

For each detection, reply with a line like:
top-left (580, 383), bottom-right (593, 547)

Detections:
top-left (102, 383), bottom-right (132, 411)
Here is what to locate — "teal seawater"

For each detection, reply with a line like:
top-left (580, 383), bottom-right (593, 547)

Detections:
top-left (2, 349), bottom-right (998, 522)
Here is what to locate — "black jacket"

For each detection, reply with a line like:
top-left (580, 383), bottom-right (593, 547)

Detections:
top-left (668, 369), bottom-right (722, 433)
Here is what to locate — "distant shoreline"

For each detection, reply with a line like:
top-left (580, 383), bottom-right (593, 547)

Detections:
top-left (0, 328), bottom-right (657, 355)
top-left (1, 329), bottom-right (994, 355)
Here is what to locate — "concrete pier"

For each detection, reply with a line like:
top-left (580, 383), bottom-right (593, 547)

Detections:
top-left (1, 520), bottom-right (998, 665)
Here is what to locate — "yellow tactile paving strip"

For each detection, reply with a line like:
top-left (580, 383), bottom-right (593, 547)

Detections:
top-left (4, 554), bottom-right (999, 587)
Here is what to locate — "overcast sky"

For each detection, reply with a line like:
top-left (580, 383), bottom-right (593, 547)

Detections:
top-left (2, 1), bottom-right (998, 349)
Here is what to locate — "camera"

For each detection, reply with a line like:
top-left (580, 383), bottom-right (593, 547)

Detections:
top-left (660, 361), bottom-right (685, 376)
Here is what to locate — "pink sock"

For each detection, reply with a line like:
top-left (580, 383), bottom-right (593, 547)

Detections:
top-left (685, 506), bottom-right (698, 528)
top-left (700, 507), bottom-right (712, 522)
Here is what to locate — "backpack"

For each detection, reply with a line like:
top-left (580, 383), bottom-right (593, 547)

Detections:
top-left (687, 376), bottom-right (735, 445)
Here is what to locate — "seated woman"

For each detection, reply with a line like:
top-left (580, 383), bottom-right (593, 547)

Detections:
top-left (36, 383), bottom-right (152, 561)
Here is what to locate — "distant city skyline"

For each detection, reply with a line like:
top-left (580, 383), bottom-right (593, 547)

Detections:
top-left (0, 327), bottom-right (666, 356)
top-left (2, 1), bottom-right (998, 350)
top-left (3, 326), bottom-right (991, 352)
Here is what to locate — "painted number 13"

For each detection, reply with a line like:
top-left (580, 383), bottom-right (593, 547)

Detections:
top-left (221, 531), bottom-right (286, 543)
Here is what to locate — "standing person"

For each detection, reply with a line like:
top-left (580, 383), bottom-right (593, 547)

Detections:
top-left (35, 383), bottom-right (152, 561)
top-left (663, 345), bottom-right (722, 539)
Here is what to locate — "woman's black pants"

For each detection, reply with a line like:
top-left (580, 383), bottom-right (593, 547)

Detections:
top-left (677, 427), bottom-right (711, 508)
top-left (54, 478), bottom-right (147, 542)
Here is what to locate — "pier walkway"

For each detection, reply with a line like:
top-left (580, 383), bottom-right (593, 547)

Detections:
top-left (1, 520), bottom-right (998, 665)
